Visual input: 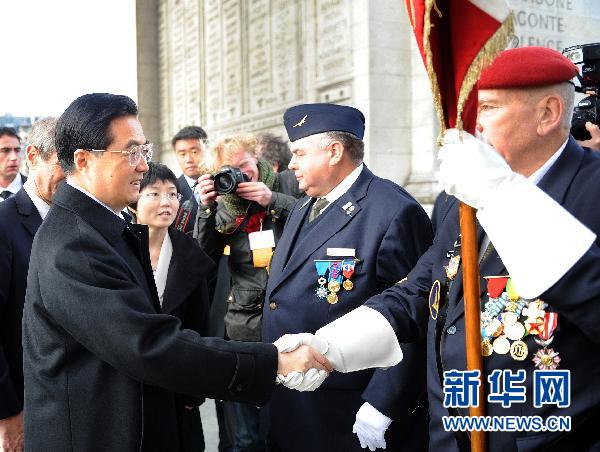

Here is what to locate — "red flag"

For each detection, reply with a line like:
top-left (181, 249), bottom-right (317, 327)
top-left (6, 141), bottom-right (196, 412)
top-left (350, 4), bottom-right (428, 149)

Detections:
top-left (405, 0), bottom-right (514, 132)
top-left (404, 3), bottom-right (515, 451)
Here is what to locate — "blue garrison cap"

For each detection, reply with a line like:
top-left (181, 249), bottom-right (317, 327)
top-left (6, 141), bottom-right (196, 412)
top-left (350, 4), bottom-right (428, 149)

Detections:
top-left (283, 103), bottom-right (365, 142)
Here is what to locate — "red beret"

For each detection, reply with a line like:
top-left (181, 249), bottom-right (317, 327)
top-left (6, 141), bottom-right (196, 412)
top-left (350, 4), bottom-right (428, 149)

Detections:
top-left (478, 46), bottom-right (578, 90)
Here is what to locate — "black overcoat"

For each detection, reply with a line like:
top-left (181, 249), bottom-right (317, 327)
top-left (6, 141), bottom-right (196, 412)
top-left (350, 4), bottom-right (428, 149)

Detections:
top-left (0, 188), bottom-right (41, 419)
top-left (22, 183), bottom-right (278, 451)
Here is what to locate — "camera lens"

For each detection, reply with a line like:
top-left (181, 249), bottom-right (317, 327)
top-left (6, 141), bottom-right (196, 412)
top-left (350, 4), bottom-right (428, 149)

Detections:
top-left (214, 172), bottom-right (237, 195)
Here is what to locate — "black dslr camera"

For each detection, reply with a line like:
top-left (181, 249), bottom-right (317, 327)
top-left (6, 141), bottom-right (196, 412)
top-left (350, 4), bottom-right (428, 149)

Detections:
top-left (213, 166), bottom-right (250, 195)
top-left (563, 43), bottom-right (600, 140)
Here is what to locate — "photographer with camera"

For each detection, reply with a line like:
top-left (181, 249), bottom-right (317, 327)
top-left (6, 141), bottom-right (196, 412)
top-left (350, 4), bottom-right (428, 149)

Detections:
top-left (563, 43), bottom-right (600, 150)
top-left (194, 135), bottom-right (301, 452)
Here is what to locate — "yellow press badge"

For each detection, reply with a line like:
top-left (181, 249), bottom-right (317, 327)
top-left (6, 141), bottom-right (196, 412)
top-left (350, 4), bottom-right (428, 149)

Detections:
top-left (248, 229), bottom-right (275, 268)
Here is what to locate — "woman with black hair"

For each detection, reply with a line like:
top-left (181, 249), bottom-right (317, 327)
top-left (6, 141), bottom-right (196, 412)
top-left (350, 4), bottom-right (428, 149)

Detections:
top-left (130, 162), bottom-right (214, 451)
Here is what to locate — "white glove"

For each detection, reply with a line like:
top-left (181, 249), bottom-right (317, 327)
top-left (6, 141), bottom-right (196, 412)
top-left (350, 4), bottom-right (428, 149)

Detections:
top-left (275, 368), bottom-right (329, 391)
top-left (274, 333), bottom-right (330, 391)
top-left (438, 128), bottom-right (513, 209)
top-left (438, 128), bottom-right (596, 299)
top-left (274, 306), bottom-right (402, 379)
top-left (352, 402), bottom-right (392, 450)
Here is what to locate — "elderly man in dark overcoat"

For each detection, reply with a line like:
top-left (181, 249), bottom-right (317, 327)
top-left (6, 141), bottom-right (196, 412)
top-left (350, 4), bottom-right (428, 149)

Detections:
top-left (21, 93), bottom-right (331, 451)
top-left (0, 117), bottom-right (64, 451)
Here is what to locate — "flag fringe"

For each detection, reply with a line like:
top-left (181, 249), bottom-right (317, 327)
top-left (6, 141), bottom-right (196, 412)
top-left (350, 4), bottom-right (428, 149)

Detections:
top-left (456, 12), bottom-right (515, 130)
top-left (423, 0), bottom-right (446, 136)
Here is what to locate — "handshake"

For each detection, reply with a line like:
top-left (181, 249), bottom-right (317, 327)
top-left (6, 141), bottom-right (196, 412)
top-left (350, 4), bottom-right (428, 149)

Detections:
top-left (273, 306), bottom-right (403, 392)
top-left (275, 333), bottom-right (332, 391)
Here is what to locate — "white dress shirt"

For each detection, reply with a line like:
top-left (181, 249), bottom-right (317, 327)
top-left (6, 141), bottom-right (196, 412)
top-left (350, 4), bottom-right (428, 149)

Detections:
top-left (184, 175), bottom-right (200, 203)
top-left (153, 232), bottom-right (173, 307)
top-left (0, 173), bottom-right (23, 202)
top-left (23, 179), bottom-right (51, 219)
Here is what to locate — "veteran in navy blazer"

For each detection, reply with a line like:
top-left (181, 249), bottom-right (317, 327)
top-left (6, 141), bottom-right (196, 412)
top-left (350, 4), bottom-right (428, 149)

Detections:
top-left (395, 135), bottom-right (600, 451)
top-left (0, 117), bottom-right (64, 450)
top-left (262, 104), bottom-right (433, 452)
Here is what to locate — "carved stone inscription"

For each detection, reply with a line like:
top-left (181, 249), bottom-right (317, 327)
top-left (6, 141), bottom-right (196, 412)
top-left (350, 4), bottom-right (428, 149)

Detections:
top-left (510, 0), bottom-right (600, 51)
top-left (247, 0), bottom-right (272, 112)
top-left (316, 0), bottom-right (352, 81)
top-left (222, 0), bottom-right (243, 120)
top-left (246, 0), bottom-right (301, 112)
top-left (204, 0), bottom-right (223, 126)
top-left (270, 0), bottom-right (300, 104)
top-left (204, 0), bottom-right (302, 125)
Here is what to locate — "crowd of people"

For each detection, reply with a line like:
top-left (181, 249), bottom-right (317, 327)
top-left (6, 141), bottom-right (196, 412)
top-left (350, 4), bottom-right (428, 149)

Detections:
top-left (0, 46), bottom-right (599, 452)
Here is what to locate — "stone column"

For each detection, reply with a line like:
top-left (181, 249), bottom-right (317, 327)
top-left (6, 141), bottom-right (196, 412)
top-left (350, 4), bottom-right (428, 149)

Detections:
top-left (136, 0), bottom-right (161, 158)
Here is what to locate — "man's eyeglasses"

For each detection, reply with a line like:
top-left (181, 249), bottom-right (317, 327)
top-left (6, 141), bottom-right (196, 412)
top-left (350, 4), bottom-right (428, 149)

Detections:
top-left (0, 147), bottom-right (21, 155)
top-left (90, 143), bottom-right (153, 166)
top-left (141, 192), bottom-right (182, 202)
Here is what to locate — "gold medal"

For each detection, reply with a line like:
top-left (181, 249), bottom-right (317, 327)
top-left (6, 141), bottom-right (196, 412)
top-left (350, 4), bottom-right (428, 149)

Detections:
top-left (341, 259), bottom-right (355, 291)
top-left (481, 339), bottom-right (493, 357)
top-left (445, 255), bottom-right (460, 280)
top-left (326, 292), bottom-right (338, 304)
top-left (510, 340), bottom-right (528, 361)
top-left (328, 280), bottom-right (341, 293)
top-left (492, 335), bottom-right (510, 355)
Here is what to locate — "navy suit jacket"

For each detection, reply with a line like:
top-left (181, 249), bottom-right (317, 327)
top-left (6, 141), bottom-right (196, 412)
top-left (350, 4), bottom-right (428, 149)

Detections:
top-left (175, 174), bottom-right (199, 235)
top-left (366, 138), bottom-right (600, 452)
top-left (0, 188), bottom-right (41, 419)
top-left (263, 166), bottom-right (433, 451)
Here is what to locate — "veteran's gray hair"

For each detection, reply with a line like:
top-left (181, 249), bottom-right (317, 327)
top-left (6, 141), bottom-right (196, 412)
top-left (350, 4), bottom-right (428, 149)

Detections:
top-left (317, 131), bottom-right (364, 164)
top-left (28, 117), bottom-right (59, 161)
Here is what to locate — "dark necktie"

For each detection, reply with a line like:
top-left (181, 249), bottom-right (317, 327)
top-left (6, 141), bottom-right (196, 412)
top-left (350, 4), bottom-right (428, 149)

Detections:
top-left (308, 197), bottom-right (329, 223)
top-left (0, 190), bottom-right (11, 200)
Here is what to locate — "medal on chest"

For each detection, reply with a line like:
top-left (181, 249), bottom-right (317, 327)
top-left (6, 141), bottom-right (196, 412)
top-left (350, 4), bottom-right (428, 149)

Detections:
top-left (314, 258), bottom-right (359, 304)
top-left (342, 259), bottom-right (356, 291)
top-left (480, 276), bottom-right (560, 369)
top-left (314, 260), bottom-right (329, 299)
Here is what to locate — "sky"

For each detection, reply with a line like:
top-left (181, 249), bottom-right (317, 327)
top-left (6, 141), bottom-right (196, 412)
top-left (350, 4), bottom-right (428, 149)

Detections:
top-left (0, 0), bottom-right (137, 118)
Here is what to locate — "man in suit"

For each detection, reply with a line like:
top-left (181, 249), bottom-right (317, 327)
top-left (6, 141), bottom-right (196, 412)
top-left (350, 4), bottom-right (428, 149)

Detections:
top-left (21, 93), bottom-right (331, 451)
top-left (280, 47), bottom-right (600, 451)
top-left (172, 125), bottom-right (209, 234)
top-left (262, 103), bottom-right (433, 451)
top-left (0, 127), bottom-right (26, 201)
top-left (0, 117), bottom-right (64, 452)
